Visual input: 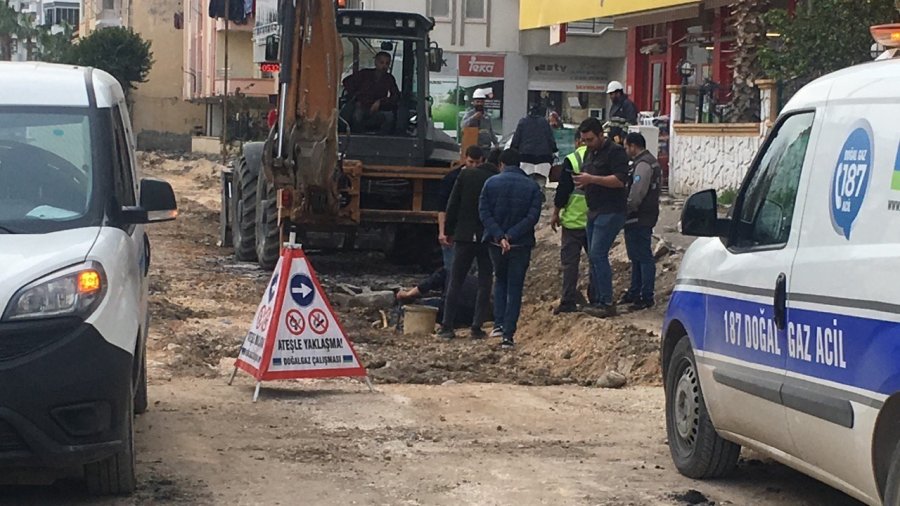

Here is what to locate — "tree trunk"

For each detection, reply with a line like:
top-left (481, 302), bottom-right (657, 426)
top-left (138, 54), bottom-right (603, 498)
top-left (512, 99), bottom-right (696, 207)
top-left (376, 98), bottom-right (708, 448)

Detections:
top-left (729, 0), bottom-right (770, 122)
top-left (0, 35), bottom-right (10, 61)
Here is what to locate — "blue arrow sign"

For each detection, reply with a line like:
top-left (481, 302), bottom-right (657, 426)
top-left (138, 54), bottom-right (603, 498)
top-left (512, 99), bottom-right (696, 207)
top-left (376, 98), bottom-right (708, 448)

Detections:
top-left (289, 274), bottom-right (316, 307)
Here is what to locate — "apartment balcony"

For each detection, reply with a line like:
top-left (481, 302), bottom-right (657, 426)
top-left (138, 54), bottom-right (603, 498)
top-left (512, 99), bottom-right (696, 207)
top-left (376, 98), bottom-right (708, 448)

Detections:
top-left (214, 76), bottom-right (276, 97)
top-left (216, 17), bottom-right (254, 32)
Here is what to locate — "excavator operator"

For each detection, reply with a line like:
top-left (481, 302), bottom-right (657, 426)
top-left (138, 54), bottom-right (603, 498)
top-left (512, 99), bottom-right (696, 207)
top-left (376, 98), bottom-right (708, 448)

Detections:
top-left (341, 51), bottom-right (401, 134)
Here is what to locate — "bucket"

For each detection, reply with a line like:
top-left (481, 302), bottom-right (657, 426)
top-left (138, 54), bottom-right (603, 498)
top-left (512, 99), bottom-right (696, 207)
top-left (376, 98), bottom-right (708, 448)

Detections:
top-left (403, 305), bottom-right (439, 335)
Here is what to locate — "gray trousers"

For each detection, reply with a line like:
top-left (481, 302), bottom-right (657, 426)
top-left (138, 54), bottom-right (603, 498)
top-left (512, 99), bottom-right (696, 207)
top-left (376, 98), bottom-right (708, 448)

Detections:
top-left (560, 227), bottom-right (592, 306)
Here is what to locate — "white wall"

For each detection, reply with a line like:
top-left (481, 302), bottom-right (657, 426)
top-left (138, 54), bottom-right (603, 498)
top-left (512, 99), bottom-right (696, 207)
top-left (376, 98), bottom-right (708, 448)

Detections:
top-left (670, 132), bottom-right (763, 196)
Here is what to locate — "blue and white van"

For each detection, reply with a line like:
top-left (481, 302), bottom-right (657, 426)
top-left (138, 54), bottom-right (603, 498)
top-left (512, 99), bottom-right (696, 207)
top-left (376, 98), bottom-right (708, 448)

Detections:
top-left (0, 63), bottom-right (176, 495)
top-left (663, 27), bottom-right (900, 506)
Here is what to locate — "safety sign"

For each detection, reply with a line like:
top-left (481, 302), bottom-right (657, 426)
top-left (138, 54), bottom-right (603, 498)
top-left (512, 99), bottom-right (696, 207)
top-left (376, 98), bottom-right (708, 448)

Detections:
top-left (231, 243), bottom-right (369, 400)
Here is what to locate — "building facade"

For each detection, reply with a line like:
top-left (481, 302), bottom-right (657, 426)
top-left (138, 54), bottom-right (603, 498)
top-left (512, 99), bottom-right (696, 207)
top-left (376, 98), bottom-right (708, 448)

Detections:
top-left (336, 0), bottom-right (624, 147)
top-left (183, 0), bottom-right (277, 147)
top-left (80, 0), bottom-right (206, 151)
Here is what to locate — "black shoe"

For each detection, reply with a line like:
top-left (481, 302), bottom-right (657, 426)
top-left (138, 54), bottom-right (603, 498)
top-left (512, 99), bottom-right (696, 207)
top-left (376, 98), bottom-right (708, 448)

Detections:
top-left (500, 337), bottom-right (515, 349)
top-left (553, 303), bottom-right (578, 315)
top-left (628, 299), bottom-right (655, 311)
top-left (490, 326), bottom-right (504, 338)
top-left (618, 292), bottom-right (638, 305)
top-left (584, 303), bottom-right (617, 319)
top-left (470, 327), bottom-right (487, 340)
top-left (436, 327), bottom-right (455, 340)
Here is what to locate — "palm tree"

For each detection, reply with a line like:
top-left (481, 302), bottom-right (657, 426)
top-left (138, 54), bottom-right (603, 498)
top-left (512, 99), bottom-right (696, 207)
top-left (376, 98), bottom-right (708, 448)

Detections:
top-left (729, 0), bottom-right (771, 122)
top-left (16, 11), bottom-right (39, 60)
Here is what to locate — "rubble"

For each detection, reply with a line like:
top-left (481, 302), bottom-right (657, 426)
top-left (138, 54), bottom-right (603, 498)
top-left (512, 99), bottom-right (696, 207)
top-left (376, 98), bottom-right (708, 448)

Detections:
top-left (596, 370), bottom-right (628, 389)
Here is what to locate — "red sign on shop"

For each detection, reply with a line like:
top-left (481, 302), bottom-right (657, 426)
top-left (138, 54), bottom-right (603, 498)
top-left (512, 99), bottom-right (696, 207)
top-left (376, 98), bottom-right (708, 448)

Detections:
top-left (458, 54), bottom-right (505, 78)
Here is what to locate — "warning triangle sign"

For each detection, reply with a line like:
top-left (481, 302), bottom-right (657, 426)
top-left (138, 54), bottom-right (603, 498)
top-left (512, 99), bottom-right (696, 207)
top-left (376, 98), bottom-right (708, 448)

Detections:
top-left (233, 245), bottom-right (367, 388)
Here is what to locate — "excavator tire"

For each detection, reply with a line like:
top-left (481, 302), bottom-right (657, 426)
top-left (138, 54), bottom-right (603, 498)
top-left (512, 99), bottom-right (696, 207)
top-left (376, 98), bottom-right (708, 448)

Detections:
top-left (255, 173), bottom-right (280, 270)
top-left (232, 157), bottom-right (258, 262)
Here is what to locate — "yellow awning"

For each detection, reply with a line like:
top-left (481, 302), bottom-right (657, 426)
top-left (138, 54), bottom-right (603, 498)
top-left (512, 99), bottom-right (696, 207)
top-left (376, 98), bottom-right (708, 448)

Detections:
top-left (519, 0), bottom-right (700, 30)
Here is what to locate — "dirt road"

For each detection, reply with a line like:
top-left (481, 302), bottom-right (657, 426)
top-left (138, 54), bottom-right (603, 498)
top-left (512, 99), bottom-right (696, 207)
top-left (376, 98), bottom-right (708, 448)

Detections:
top-left (0, 153), bottom-right (862, 505)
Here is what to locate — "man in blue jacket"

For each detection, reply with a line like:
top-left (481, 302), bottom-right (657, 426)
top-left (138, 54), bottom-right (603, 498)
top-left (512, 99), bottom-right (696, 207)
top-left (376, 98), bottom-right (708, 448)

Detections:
top-left (479, 148), bottom-right (543, 349)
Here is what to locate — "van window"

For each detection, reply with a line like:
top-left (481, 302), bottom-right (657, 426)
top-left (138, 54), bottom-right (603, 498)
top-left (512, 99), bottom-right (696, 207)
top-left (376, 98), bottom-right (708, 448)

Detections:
top-left (0, 109), bottom-right (93, 228)
top-left (111, 107), bottom-right (136, 208)
top-left (733, 112), bottom-right (815, 248)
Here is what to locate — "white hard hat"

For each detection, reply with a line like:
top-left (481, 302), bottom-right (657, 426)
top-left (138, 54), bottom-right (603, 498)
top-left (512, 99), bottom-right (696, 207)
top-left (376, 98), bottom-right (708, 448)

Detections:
top-left (606, 81), bottom-right (624, 94)
top-left (472, 88), bottom-right (490, 99)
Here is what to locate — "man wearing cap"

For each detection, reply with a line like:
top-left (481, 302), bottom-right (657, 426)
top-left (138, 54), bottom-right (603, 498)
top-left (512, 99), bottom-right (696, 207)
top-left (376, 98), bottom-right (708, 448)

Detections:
top-left (607, 81), bottom-right (638, 126)
top-left (550, 131), bottom-right (594, 314)
top-left (463, 89), bottom-right (499, 151)
top-left (621, 132), bottom-right (662, 310)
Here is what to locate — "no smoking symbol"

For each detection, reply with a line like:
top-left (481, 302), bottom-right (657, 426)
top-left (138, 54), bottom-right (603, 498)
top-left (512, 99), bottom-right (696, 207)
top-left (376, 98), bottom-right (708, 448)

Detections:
top-left (309, 309), bottom-right (329, 335)
top-left (285, 309), bottom-right (306, 336)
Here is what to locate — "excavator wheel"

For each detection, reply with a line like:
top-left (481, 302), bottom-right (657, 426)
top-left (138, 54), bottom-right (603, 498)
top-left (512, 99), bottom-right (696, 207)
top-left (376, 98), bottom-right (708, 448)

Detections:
top-left (232, 157), bottom-right (258, 262)
top-left (255, 173), bottom-right (280, 270)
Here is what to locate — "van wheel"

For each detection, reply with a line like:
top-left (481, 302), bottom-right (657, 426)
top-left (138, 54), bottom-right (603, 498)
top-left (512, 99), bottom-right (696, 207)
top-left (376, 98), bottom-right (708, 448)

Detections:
top-left (85, 391), bottom-right (136, 495)
top-left (665, 335), bottom-right (740, 478)
top-left (232, 157), bottom-right (259, 262)
top-left (883, 442), bottom-right (900, 505)
top-left (133, 349), bottom-right (148, 415)
top-left (255, 175), bottom-right (280, 270)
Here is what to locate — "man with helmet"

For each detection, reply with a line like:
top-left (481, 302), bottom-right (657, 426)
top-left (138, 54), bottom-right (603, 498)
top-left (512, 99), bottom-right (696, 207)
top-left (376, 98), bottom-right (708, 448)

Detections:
top-left (463, 88), bottom-right (499, 150)
top-left (606, 81), bottom-right (638, 126)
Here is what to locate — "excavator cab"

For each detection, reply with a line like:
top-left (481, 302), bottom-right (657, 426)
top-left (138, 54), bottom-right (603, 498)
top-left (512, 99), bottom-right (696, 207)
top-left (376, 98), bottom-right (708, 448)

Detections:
top-left (334, 10), bottom-right (458, 167)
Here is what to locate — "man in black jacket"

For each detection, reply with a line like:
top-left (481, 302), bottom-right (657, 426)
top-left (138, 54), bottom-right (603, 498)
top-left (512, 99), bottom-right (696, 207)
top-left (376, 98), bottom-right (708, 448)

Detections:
top-left (436, 153), bottom-right (499, 340)
top-left (511, 105), bottom-right (557, 187)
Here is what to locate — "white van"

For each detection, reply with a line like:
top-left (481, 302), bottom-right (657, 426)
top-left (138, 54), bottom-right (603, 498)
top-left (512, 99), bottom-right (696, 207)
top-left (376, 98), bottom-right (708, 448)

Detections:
top-left (663, 28), bottom-right (900, 506)
top-left (0, 63), bottom-right (176, 495)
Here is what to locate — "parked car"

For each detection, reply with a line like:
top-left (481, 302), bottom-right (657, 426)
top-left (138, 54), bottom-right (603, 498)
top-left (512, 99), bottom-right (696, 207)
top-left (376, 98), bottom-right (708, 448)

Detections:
top-left (662, 29), bottom-right (900, 506)
top-left (0, 62), bottom-right (177, 495)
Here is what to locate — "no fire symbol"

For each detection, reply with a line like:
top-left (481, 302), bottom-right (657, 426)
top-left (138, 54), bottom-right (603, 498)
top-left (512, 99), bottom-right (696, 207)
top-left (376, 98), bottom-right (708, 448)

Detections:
top-left (285, 309), bottom-right (306, 336)
top-left (309, 309), bottom-right (329, 335)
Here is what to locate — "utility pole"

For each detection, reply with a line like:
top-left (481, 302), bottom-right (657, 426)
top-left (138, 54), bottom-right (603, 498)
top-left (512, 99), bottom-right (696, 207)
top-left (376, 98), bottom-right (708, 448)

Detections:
top-left (221, 0), bottom-right (230, 165)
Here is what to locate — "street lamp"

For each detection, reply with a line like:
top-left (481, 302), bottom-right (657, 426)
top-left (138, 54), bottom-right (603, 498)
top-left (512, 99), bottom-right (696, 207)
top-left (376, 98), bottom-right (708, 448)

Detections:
top-left (677, 59), bottom-right (695, 122)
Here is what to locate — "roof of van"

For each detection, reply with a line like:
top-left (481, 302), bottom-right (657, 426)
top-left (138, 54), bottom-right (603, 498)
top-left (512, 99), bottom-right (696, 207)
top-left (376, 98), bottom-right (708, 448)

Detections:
top-left (784, 58), bottom-right (900, 113)
top-left (0, 62), bottom-right (124, 109)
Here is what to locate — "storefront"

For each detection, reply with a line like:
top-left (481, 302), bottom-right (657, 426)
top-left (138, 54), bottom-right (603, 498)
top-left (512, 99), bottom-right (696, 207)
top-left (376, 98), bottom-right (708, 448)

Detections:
top-left (526, 56), bottom-right (611, 127)
top-left (429, 52), bottom-right (506, 140)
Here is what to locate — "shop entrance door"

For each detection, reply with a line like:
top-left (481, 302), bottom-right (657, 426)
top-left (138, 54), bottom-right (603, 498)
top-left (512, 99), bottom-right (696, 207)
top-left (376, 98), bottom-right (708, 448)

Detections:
top-left (648, 56), bottom-right (667, 116)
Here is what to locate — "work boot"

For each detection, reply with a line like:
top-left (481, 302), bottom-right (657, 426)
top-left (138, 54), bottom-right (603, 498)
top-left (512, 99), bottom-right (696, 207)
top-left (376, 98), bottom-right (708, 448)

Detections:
top-left (618, 292), bottom-right (638, 305)
top-left (470, 327), bottom-right (487, 340)
top-left (628, 299), bottom-right (655, 311)
top-left (553, 303), bottom-right (578, 315)
top-left (435, 326), bottom-right (455, 340)
top-left (584, 303), bottom-right (617, 319)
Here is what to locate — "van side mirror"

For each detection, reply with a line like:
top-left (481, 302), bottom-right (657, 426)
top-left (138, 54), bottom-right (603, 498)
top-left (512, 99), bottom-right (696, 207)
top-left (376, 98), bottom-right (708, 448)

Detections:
top-left (122, 178), bottom-right (178, 224)
top-left (428, 43), bottom-right (444, 72)
top-left (681, 189), bottom-right (728, 237)
top-left (265, 35), bottom-right (280, 62)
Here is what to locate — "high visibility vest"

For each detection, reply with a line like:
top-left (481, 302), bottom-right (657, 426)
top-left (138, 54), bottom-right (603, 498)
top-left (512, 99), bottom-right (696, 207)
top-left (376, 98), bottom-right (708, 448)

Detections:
top-left (560, 145), bottom-right (589, 230)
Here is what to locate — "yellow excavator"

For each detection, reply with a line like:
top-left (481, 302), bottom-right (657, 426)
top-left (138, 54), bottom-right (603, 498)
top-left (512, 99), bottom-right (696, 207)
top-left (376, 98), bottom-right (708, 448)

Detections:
top-left (221, 1), bottom-right (462, 269)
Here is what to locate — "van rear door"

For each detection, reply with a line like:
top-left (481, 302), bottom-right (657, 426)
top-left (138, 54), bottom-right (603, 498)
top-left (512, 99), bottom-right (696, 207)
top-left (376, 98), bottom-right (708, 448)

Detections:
top-left (783, 85), bottom-right (900, 502)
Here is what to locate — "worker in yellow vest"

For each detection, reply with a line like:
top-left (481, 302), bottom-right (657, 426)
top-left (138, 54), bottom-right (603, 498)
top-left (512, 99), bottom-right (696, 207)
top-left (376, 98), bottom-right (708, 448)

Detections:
top-left (550, 131), bottom-right (594, 314)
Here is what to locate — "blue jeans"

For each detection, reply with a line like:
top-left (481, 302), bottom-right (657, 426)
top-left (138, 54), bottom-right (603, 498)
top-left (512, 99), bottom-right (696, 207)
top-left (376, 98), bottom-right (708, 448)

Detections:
top-left (442, 245), bottom-right (455, 277)
top-left (489, 245), bottom-right (532, 339)
top-left (586, 213), bottom-right (626, 305)
top-left (624, 225), bottom-right (655, 301)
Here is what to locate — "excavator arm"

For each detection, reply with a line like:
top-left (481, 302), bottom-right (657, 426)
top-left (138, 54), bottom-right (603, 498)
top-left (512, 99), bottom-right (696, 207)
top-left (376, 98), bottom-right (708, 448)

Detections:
top-left (263, 0), bottom-right (343, 220)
